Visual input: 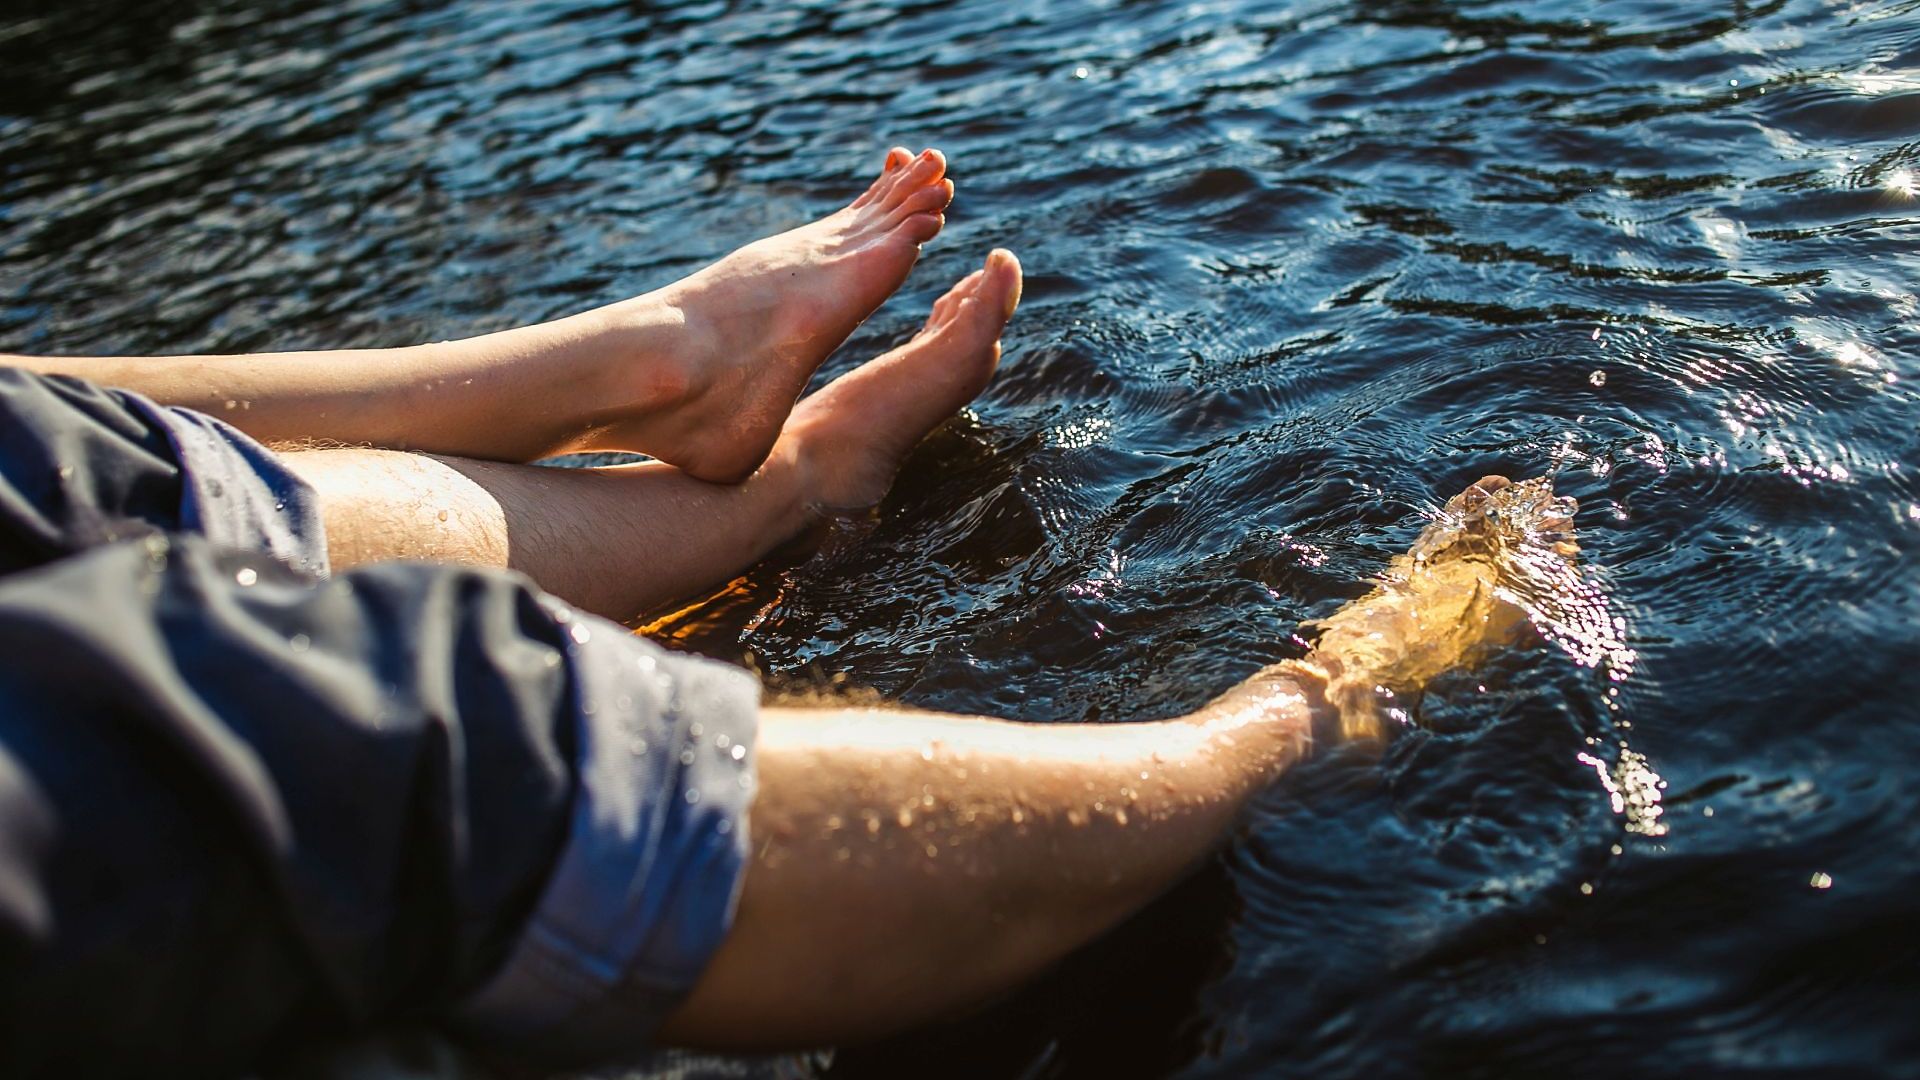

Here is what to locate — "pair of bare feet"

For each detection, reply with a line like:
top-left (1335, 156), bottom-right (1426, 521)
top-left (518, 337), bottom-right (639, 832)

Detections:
top-left (557, 146), bottom-right (1021, 511)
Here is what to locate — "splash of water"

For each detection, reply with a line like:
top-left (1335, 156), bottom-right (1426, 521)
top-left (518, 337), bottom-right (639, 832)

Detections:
top-left (1310, 476), bottom-right (1636, 736)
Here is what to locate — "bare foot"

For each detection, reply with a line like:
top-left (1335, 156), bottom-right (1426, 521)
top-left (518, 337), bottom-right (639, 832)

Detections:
top-left (1307, 474), bottom-right (1583, 740)
top-left (780, 249), bottom-right (1022, 511)
top-left (1409, 474), bottom-right (1579, 566)
top-left (577, 147), bottom-right (955, 481)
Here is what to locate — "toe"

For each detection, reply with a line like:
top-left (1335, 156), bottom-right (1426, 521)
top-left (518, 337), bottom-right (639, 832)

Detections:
top-left (936, 252), bottom-right (1020, 343)
top-left (982, 248), bottom-right (1023, 318)
top-left (853, 147), bottom-right (918, 208)
top-left (886, 149), bottom-right (949, 205)
top-left (900, 211), bottom-right (944, 245)
top-left (1455, 474), bottom-right (1511, 512)
top-left (931, 269), bottom-right (985, 324)
top-left (890, 179), bottom-right (955, 223)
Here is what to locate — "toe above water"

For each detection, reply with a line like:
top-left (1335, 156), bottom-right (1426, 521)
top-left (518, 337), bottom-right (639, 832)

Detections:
top-left (985, 249), bottom-right (1022, 316)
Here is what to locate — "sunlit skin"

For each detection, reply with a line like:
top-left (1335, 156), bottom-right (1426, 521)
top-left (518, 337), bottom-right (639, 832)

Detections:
top-left (2, 147), bottom-right (953, 482)
top-left (665, 476), bottom-right (1581, 1047)
top-left (276, 248), bottom-right (1022, 619)
top-left (0, 147), bottom-right (1579, 1054)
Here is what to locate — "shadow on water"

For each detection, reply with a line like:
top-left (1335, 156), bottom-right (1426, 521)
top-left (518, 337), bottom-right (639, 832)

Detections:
top-left (827, 867), bottom-right (1236, 1080)
top-left (7, 0), bottom-right (1920, 1076)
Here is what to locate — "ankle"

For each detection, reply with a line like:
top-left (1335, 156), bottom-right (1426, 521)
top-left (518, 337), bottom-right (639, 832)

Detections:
top-left (568, 295), bottom-right (700, 423)
top-left (749, 434), bottom-right (833, 541)
top-left (769, 423), bottom-right (829, 517)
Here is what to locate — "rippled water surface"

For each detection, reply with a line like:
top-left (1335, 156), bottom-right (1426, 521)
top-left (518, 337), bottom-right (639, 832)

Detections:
top-left (5, 0), bottom-right (1919, 1076)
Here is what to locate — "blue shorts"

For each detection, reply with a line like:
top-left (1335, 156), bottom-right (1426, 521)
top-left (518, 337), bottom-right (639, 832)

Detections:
top-left (0, 368), bottom-right (759, 1074)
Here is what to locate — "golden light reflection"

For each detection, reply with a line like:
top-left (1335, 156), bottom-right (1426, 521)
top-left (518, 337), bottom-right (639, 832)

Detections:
top-left (1308, 477), bottom-right (1640, 742)
top-left (1305, 476), bottom-right (1660, 834)
top-left (635, 572), bottom-right (789, 645)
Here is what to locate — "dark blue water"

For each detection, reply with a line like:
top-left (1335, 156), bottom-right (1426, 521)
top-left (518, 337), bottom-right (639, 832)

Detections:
top-left (5, 0), bottom-right (1919, 1076)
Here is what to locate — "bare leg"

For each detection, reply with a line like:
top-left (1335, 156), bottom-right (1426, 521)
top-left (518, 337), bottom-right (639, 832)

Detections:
top-left (657, 473), bottom-right (1586, 1048)
top-left (282, 251), bottom-right (1022, 619)
top-left (5, 148), bottom-right (955, 481)
top-left (665, 688), bottom-right (1318, 1047)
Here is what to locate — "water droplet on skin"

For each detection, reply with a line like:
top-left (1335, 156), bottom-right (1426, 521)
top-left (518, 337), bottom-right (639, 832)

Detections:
top-left (897, 808), bottom-right (915, 828)
top-left (1114, 809), bottom-right (1129, 826)
top-left (224, 400), bottom-right (237, 410)
top-left (866, 815), bottom-right (882, 835)
top-left (825, 814), bottom-right (843, 831)
top-left (685, 788), bottom-right (701, 804)
top-left (235, 567), bottom-right (257, 586)
top-left (570, 623), bottom-right (591, 645)
top-left (730, 743), bottom-right (747, 761)
top-left (1067, 808), bottom-right (1088, 827)
top-left (715, 733), bottom-right (731, 750)
top-left (925, 843), bottom-right (940, 858)
top-left (679, 749), bottom-right (696, 766)
top-left (1011, 808), bottom-right (1025, 824)
top-left (689, 722), bottom-right (704, 738)
top-left (1139, 771), bottom-right (1150, 781)
top-left (921, 793), bottom-right (935, 808)
top-left (629, 737), bottom-right (648, 756)
top-left (437, 509), bottom-right (449, 522)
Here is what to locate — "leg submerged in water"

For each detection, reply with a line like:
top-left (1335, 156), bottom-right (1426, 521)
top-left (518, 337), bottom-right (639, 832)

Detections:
top-left (1297, 474), bottom-right (1583, 739)
top-left (654, 476), bottom-right (1583, 1048)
